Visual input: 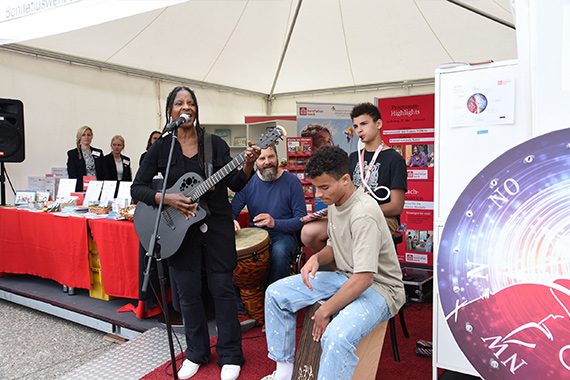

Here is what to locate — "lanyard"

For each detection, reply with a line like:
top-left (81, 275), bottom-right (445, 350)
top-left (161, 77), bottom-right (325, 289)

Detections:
top-left (359, 142), bottom-right (384, 186)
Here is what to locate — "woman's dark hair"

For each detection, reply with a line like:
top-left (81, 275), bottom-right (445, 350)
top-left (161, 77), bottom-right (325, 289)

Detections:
top-left (305, 145), bottom-right (350, 180)
top-left (350, 102), bottom-right (382, 122)
top-left (164, 86), bottom-right (205, 170)
top-left (146, 130), bottom-right (161, 150)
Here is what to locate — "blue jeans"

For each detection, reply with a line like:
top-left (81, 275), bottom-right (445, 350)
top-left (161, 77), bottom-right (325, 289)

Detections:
top-left (265, 272), bottom-right (391, 380)
top-left (267, 232), bottom-right (298, 285)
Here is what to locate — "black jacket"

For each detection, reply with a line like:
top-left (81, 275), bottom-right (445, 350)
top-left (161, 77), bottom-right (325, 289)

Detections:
top-left (131, 134), bottom-right (249, 272)
top-left (66, 147), bottom-right (106, 192)
top-left (103, 153), bottom-right (132, 182)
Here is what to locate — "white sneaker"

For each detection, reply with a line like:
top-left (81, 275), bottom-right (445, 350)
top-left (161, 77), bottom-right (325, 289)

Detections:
top-left (260, 372), bottom-right (277, 380)
top-left (178, 359), bottom-right (200, 379)
top-left (221, 364), bottom-right (241, 380)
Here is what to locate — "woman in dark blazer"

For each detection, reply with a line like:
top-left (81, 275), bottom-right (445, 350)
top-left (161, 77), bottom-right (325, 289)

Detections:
top-left (139, 130), bottom-right (162, 166)
top-left (103, 135), bottom-right (132, 182)
top-left (66, 126), bottom-right (106, 192)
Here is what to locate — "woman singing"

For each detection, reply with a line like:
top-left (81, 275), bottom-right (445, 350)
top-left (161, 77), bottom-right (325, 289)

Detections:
top-left (131, 86), bottom-right (260, 380)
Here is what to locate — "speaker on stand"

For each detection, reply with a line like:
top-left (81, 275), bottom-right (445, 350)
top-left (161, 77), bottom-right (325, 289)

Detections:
top-left (0, 98), bottom-right (25, 205)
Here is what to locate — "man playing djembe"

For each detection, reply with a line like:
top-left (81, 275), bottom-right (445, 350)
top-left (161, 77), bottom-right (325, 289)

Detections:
top-left (261, 146), bottom-right (405, 380)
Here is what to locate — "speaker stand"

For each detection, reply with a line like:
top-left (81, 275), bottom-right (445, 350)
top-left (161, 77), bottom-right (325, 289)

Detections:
top-left (1, 162), bottom-right (6, 205)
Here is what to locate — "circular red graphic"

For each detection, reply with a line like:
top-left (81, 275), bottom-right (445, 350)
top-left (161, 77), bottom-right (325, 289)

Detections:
top-left (466, 93), bottom-right (488, 114)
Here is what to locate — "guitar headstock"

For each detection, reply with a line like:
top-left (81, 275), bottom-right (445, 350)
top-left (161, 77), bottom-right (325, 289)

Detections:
top-left (255, 125), bottom-right (287, 150)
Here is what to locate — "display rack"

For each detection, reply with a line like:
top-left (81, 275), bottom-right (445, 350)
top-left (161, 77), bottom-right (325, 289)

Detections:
top-left (286, 137), bottom-right (313, 213)
top-left (202, 120), bottom-right (296, 160)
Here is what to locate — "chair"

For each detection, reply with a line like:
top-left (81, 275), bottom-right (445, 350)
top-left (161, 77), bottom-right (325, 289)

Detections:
top-left (389, 231), bottom-right (410, 362)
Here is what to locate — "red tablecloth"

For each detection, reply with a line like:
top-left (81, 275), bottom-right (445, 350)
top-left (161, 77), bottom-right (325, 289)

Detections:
top-left (0, 208), bottom-right (90, 289)
top-left (88, 218), bottom-right (140, 299)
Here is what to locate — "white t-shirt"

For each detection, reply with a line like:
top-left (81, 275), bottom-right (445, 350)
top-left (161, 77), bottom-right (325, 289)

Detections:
top-left (115, 160), bottom-right (124, 180)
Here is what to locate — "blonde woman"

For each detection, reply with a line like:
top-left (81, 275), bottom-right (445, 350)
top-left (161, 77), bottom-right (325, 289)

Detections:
top-left (66, 126), bottom-right (106, 192)
top-left (103, 135), bottom-right (132, 181)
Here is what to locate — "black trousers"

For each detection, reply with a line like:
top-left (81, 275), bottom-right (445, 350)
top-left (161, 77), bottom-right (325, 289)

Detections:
top-left (171, 264), bottom-right (245, 367)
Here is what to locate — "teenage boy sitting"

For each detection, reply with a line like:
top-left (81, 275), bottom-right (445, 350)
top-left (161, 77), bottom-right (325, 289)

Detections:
top-left (260, 145), bottom-right (405, 380)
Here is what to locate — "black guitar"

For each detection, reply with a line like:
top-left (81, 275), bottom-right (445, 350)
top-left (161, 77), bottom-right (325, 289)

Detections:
top-left (133, 126), bottom-right (286, 258)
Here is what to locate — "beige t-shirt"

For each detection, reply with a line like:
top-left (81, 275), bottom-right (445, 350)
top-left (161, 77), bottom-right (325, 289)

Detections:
top-left (327, 187), bottom-right (405, 317)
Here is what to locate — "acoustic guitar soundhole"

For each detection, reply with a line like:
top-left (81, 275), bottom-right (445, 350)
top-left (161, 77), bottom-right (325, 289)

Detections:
top-left (179, 176), bottom-right (199, 192)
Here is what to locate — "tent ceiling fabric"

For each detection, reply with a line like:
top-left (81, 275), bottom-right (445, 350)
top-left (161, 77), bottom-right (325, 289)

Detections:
top-left (15, 0), bottom-right (517, 97)
top-left (0, 0), bottom-right (188, 44)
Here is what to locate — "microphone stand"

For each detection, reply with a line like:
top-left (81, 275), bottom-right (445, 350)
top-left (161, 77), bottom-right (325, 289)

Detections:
top-left (141, 128), bottom-right (180, 380)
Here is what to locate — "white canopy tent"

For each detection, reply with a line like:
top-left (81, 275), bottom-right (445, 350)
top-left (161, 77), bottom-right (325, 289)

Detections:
top-left (2, 0), bottom-right (516, 97)
top-left (0, 0), bottom-right (517, 202)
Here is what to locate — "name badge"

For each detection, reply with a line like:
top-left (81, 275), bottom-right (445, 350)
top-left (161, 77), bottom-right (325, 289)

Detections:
top-left (123, 159), bottom-right (130, 165)
top-left (92, 151), bottom-right (101, 157)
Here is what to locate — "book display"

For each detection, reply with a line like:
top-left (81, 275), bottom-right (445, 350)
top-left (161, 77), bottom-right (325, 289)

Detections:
top-left (286, 137), bottom-right (314, 213)
top-left (202, 120), bottom-right (295, 160)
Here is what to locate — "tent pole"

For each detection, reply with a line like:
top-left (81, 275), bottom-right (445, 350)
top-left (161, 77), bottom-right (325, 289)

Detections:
top-left (268, 0), bottom-right (304, 99)
top-left (266, 97), bottom-right (274, 116)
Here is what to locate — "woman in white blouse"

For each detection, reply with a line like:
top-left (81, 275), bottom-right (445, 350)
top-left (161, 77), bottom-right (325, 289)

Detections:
top-left (103, 135), bottom-right (132, 182)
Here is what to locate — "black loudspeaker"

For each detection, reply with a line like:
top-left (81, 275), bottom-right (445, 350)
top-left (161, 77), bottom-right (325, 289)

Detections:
top-left (0, 99), bottom-right (25, 163)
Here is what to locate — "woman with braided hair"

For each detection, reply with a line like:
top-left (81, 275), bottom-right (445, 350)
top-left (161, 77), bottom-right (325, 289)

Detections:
top-left (131, 86), bottom-right (261, 380)
top-left (66, 125), bottom-right (106, 192)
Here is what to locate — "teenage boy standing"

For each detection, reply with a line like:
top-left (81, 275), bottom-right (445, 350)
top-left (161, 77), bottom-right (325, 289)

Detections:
top-left (260, 146), bottom-right (405, 380)
top-left (350, 102), bottom-right (407, 234)
top-left (301, 102), bottom-right (407, 252)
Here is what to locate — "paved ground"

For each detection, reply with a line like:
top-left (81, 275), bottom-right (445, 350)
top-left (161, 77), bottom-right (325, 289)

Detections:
top-left (0, 299), bottom-right (120, 380)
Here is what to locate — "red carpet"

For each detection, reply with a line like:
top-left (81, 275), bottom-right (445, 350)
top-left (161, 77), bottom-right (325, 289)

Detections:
top-left (141, 303), bottom-right (437, 380)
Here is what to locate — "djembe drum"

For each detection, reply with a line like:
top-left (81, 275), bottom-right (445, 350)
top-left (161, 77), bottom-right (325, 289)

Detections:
top-left (233, 228), bottom-right (271, 324)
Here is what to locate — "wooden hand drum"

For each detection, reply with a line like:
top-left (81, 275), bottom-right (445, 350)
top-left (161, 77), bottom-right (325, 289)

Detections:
top-left (293, 302), bottom-right (389, 380)
top-left (233, 227), bottom-right (270, 324)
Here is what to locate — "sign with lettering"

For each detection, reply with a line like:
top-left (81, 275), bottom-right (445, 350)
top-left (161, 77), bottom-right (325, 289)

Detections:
top-left (378, 94), bottom-right (435, 267)
top-left (438, 128), bottom-right (570, 379)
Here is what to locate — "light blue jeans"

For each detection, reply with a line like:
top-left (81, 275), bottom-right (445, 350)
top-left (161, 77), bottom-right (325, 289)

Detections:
top-left (265, 272), bottom-right (391, 380)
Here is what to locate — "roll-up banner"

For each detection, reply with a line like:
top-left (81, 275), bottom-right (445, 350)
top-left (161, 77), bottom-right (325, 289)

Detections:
top-left (377, 94), bottom-right (435, 267)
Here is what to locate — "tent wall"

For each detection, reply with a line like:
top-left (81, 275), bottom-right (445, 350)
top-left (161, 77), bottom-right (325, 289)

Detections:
top-left (270, 84), bottom-right (434, 115)
top-left (0, 49), bottom-right (265, 203)
top-left (0, 48), bottom-right (434, 204)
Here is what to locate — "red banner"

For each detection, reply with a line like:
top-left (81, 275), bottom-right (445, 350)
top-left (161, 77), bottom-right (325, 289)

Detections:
top-left (377, 95), bottom-right (435, 267)
top-left (378, 94), bottom-right (434, 145)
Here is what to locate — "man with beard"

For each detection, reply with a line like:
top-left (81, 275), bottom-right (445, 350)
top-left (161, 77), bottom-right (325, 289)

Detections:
top-left (232, 145), bottom-right (307, 285)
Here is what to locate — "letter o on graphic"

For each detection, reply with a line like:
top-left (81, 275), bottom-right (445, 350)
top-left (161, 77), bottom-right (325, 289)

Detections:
top-left (559, 345), bottom-right (570, 371)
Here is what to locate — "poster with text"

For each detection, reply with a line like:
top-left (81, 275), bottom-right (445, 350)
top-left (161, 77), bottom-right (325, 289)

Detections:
top-left (297, 102), bottom-right (355, 210)
top-left (377, 95), bottom-right (435, 267)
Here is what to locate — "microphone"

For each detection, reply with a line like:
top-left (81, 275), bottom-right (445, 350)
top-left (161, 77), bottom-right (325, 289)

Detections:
top-left (164, 114), bottom-right (190, 132)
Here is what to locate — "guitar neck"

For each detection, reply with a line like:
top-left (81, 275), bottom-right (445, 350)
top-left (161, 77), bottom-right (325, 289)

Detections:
top-left (188, 151), bottom-right (247, 200)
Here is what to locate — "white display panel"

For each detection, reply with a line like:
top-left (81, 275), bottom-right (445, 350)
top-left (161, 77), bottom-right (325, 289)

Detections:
top-left (530, 0), bottom-right (570, 136)
top-left (435, 61), bottom-right (531, 223)
top-left (433, 61), bottom-right (532, 377)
